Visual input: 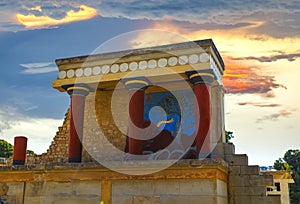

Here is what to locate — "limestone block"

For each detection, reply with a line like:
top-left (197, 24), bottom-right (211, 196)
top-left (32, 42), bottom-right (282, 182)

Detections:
top-left (248, 195), bottom-right (281, 204)
top-left (25, 182), bottom-right (45, 196)
top-left (211, 143), bottom-right (225, 159)
top-left (216, 180), bottom-right (227, 198)
top-left (234, 196), bottom-right (251, 204)
top-left (225, 154), bottom-right (248, 166)
top-left (160, 196), bottom-right (217, 204)
top-left (0, 183), bottom-right (9, 196)
top-left (111, 196), bottom-right (133, 204)
top-left (24, 181), bottom-right (101, 203)
top-left (112, 180), bottom-right (155, 196)
top-left (230, 166), bottom-right (241, 175)
top-left (232, 186), bottom-right (266, 196)
top-left (25, 196), bottom-right (100, 204)
top-left (228, 175), bottom-right (247, 187)
top-left (240, 165), bottom-right (260, 175)
top-left (178, 179), bottom-right (216, 196)
top-left (247, 175), bottom-right (273, 187)
top-left (5, 182), bottom-right (24, 204)
top-left (153, 180), bottom-right (180, 195)
top-left (216, 196), bottom-right (228, 204)
top-left (223, 143), bottom-right (235, 155)
top-left (228, 195), bottom-right (234, 204)
top-left (133, 196), bottom-right (160, 204)
top-left (264, 195), bottom-right (281, 204)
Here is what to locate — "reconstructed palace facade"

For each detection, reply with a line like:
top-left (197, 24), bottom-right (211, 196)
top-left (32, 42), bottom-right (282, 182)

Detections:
top-left (0, 39), bottom-right (288, 204)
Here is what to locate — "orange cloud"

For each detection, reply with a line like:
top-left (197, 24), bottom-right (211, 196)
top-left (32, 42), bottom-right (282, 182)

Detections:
top-left (16, 5), bottom-right (97, 28)
top-left (223, 57), bottom-right (286, 95)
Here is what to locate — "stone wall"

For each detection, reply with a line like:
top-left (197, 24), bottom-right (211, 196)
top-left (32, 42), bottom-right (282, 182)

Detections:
top-left (212, 143), bottom-right (281, 204)
top-left (0, 161), bottom-right (228, 204)
top-left (112, 179), bottom-right (227, 204)
top-left (82, 90), bottom-right (128, 162)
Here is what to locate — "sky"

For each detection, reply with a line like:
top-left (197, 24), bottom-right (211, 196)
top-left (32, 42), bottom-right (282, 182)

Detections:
top-left (0, 1), bottom-right (299, 166)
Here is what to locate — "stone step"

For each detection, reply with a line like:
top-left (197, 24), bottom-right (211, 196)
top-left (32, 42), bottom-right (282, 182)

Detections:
top-left (241, 165), bottom-right (260, 175)
top-left (225, 154), bottom-right (248, 166)
top-left (223, 143), bottom-right (235, 155)
top-left (229, 174), bottom-right (273, 187)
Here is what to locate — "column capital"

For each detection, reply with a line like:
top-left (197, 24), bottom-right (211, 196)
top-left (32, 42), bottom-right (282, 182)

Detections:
top-left (62, 84), bottom-right (91, 96)
top-left (121, 77), bottom-right (150, 91)
top-left (186, 69), bottom-right (215, 85)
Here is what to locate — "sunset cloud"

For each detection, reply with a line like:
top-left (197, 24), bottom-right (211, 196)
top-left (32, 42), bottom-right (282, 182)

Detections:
top-left (96, 1), bottom-right (299, 38)
top-left (232, 52), bottom-right (300, 63)
top-left (0, 0), bottom-right (298, 37)
top-left (256, 109), bottom-right (294, 123)
top-left (223, 58), bottom-right (287, 95)
top-left (28, 6), bottom-right (42, 12)
top-left (237, 102), bottom-right (281, 107)
top-left (16, 5), bottom-right (97, 28)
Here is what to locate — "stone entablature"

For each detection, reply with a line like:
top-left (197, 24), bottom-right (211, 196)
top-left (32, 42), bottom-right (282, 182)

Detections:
top-left (52, 39), bottom-right (224, 92)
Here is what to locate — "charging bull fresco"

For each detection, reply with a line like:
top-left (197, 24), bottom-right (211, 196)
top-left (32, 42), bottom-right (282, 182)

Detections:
top-left (124, 90), bottom-right (198, 159)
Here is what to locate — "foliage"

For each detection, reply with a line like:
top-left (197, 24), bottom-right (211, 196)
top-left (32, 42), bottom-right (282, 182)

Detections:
top-left (274, 158), bottom-right (292, 171)
top-left (274, 149), bottom-right (300, 204)
top-left (225, 131), bottom-right (234, 142)
top-left (0, 139), bottom-right (13, 158)
top-left (26, 150), bottom-right (35, 155)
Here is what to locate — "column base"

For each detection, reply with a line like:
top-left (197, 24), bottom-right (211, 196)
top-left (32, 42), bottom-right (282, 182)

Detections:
top-left (68, 158), bottom-right (81, 163)
top-left (12, 160), bottom-right (25, 165)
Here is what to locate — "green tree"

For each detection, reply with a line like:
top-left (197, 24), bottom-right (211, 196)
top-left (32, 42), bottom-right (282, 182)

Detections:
top-left (0, 139), bottom-right (13, 158)
top-left (274, 149), bottom-right (300, 204)
top-left (274, 158), bottom-right (292, 171)
top-left (26, 149), bottom-right (35, 155)
top-left (225, 131), bottom-right (234, 142)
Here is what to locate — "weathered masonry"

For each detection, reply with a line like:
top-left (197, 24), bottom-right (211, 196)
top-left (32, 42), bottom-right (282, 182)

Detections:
top-left (1, 39), bottom-right (282, 204)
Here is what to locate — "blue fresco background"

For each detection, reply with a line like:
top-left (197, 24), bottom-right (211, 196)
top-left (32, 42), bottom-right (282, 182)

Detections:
top-left (144, 90), bottom-right (196, 138)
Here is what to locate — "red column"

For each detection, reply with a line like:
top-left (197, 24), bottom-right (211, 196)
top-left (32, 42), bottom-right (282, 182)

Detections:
top-left (186, 70), bottom-right (214, 158)
top-left (67, 85), bottom-right (89, 163)
top-left (194, 83), bottom-right (211, 155)
top-left (13, 136), bottom-right (27, 165)
top-left (121, 78), bottom-right (149, 155)
top-left (128, 89), bottom-right (145, 155)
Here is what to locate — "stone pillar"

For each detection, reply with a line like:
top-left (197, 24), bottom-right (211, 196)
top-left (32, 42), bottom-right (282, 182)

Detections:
top-left (66, 85), bottom-right (89, 163)
top-left (186, 70), bottom-right (214, 158)
top-left (121, 78), bottom-right (149, 155)
top-left (12, 136), bottom-right (27, 165)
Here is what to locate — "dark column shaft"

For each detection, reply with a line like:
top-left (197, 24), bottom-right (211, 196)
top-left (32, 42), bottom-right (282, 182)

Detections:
top-left (13, 136), bottom-right (27, 165)
top-left (121, 78), bottom-right (149, 155)
top-left (67, 85), bottom-right (89, 163)
top-left (128, 89), bottom-right (145, 155)
top-left (194, 83), bottom-right (211, 155)
top-left (186, 70), bottom-right (215, 158)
